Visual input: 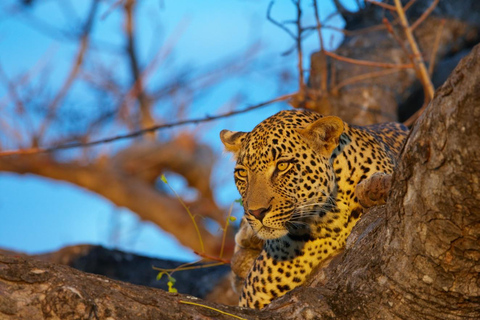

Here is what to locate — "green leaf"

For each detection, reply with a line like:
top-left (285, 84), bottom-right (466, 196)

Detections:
top-left (161, 174), bottom-right (168, 184)
top-left (228, 216), bottom-right (237, 222)
top-left (167, 280), bottom-right (178, 293)
top-left (234, 198), bottom-right (243, 206)
top-left (156, 272), bottom-right (166, 281)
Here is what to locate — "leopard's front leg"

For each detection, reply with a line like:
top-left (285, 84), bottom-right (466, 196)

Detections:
top-left (239, 236), bottom-right (342, 309)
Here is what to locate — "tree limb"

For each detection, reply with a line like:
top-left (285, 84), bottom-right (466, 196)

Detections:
top-left (0, 136), bottom-right (228, 255)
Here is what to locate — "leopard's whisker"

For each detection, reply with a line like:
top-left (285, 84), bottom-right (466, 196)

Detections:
top-left (290, 212), bottom-right (329, 220)
top-left (295, 204), bottom-right (336, 211)
top-left (286, 221), bottom-right (309, 227)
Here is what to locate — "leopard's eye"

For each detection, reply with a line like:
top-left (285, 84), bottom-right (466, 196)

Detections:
top-left (235, 168), bottom-right (248, 180)
top-left (276, 162), bottom-right (289, 171)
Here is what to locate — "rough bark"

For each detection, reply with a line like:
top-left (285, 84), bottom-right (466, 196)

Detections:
top-left (376, 41), bottom-right (480, 318)
top-left (1, 42), bottom-right (479, 320)
top-left (0, 245), bottom-right (231, 301)
top-left (0, 253), bottom-right (253, 320)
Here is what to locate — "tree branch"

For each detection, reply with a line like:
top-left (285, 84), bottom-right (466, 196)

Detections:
top-left (0, 136), bottom-right (228, 255)
top-left (123, 0), bottom-right (155, 138)
top-left (393, 0), bottom-right (434, 102)
top-left (36, 0), bottom-right (100, 145)
top-left (0, 93), bottom-right (295, 157)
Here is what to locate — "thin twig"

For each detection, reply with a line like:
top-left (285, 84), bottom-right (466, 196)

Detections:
top-left (393, 0), bottom-right (434, 100)
top-left (428, 18), bottom-right (445, 76)
top-left (119, 15), bottom-right (189, 135)
top-left (313, 0), bottom-right (327, 92)
top-left (383, 17), bottom-right (411, 58)
top-left (193, 251), bottom-right (230, 264)
top-left (410, 0), bottom-right (439, 31)
top-left (330, 0), bottom-right (415, 37)
top-left (266, 0), bottom-right (306, 92)
top-left (321, 10), bottom-right (340, 25)
top-left (101, 0), bottom-right (125, 20)
top-left (395, 0), bottom-right (436, 127)
top-left (219, 204), bottom-right (234, 259)
top-left (333, 69), bottom-right (402, 92)
top-left (404, 0), bottom-right (419, 11)
top-left (124, 0), bottom-right (155, 137)
top-left (153, 262), bottom-right (225, 273)
top-left (266, 1), bottom-right (296, 40)
top-left (318, 23), bottom-right (387, 36)
top-left (402, 19), bottom-right (445, 128)
top-left (324, 51), bottom-right (414, 69)
top-left (162, 174), bottom-right (205, 254)
top-left (293, 0), bottom-right (305, 92)
top-left (0, 93), bottom-right (295, 157)
top-left (36, 0), bottom-right (99, 144)
top-left (179, 301), bottom-right (247, 320)
top-left (365, 0), bottom-right (396, 11)
top-left (0, 66), bottom-right (32, 140)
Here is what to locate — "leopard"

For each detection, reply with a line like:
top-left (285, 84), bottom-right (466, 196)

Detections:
top-left (220, 109), bottom-right (408, 309)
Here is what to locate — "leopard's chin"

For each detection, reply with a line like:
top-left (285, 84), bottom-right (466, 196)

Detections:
top-left (255, 227), bottom-right (289, 240)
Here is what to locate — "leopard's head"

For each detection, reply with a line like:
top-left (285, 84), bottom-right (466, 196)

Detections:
top-left (220, 110), bottom-right (344, 240)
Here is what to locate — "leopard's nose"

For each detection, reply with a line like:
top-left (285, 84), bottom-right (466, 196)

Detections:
top-left (248, 206), bottom-right (270, 222)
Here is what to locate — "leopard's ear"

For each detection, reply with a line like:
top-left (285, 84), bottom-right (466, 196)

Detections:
top-left (220, 130), bottom-right (248, 158)
top-left (297, 116), bottom-right (344, 155)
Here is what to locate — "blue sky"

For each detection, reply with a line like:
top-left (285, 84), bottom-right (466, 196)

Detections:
top-left (0, 0), bottom-right (351, 261)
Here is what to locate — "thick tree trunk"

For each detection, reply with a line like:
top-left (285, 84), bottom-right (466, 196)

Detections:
top-left (269, 38), bottom-right (480, 319)
top-left (1, 40), bottom-right (479, 320)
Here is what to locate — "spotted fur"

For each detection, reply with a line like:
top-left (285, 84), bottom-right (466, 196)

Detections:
top-left (220, 110), bottom-right (408, 309)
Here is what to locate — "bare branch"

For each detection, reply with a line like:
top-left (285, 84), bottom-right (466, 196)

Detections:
top-left (101, 0), bottom-right (126, 20)
top-left (365, 0), bottom-right (396, 11)
top-left (266, 1), bottom-right (296, 40)
top-left (0, 65), bottom-right (39, 147)
top-left (123, 0), bottom-right (154, 138)
top-left (119, 18), bottom-right (189, 125)
top-left (324, 51), bottom-right (414, 69)
top-left (0, 93), bottom-right (295, 157)
top-left (383, 17), bottom-right (412, 57)
top-left (36, 0), bottom-right (100, 144)
top-left (428, 18), bottom-right (446, 76)
top-left (293, 0), bottom-right (305, 92)
top-left (313, 0), bottom-right (327, 93)
top-left (332, 69), bottom-right (402, 92)
top-left (393, 0), bottom-right (434, 101)
top-left (404, 0), bottom-right (419, 11)
top-left (410, 0), bottom-right (439, 31)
